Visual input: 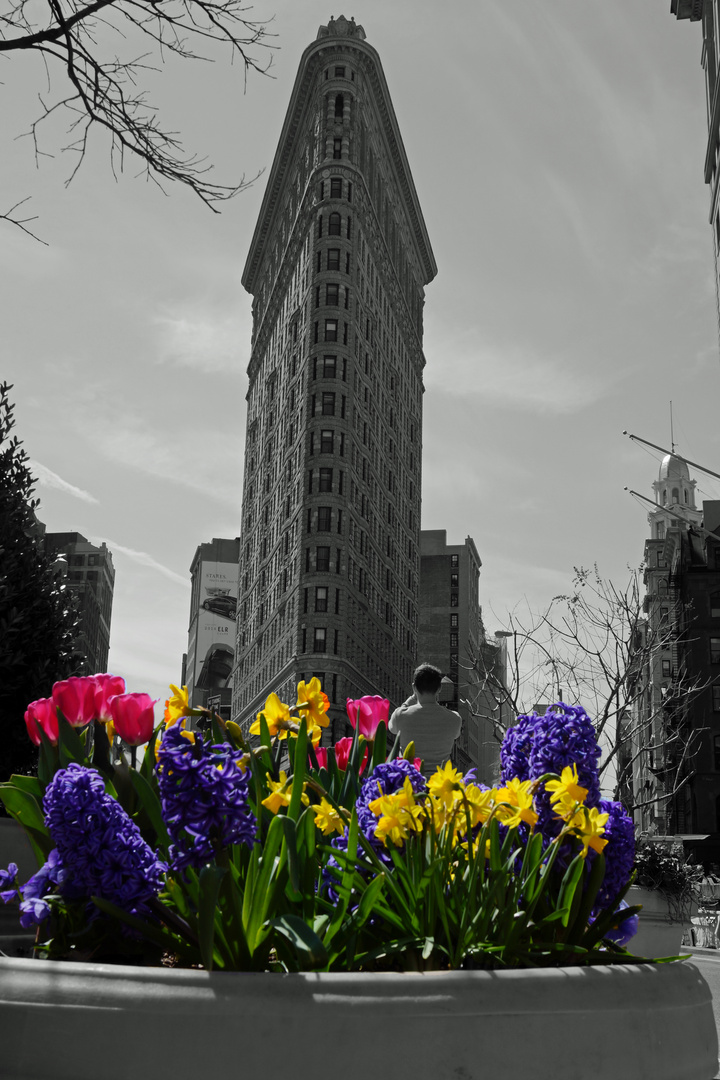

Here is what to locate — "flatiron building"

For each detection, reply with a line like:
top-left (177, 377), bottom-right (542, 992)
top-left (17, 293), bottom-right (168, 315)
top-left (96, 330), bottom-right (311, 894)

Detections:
top-left (233, 16), bottom-right (436, 739)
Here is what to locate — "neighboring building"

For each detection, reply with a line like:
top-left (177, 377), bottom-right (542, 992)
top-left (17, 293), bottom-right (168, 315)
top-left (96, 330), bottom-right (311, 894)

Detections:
top-left (671, 1), bottom-right (720, 338)
top-left (418, 530), bottom-right (503, 779)
top-left (186, 538), bottom-right (240, 722)
top-left (40, 530), bottom-right (114, 674)
top-left (630, 453), bottom-right (720, 863)
top-left (233, 17), bottom-right (436, 739)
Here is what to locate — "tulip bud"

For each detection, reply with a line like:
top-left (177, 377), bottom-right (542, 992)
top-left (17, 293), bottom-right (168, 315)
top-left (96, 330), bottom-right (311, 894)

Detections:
top-left (24, 698), bottom-right (59, 746)
top-left (109, 693), bottom-right (157, 746)
top-left (52, 677), bottom-right (98, 728)
top-left (93, 673), bottom-right (126, 723)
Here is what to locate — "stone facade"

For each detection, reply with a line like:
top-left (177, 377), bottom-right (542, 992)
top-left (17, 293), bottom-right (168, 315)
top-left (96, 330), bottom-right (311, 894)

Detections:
top-left (40, 530), bottom-right (114, 675)
top-left (418, 530), bottom-right (503, 779)
top-left (233, 17), bottom-right (436, 738)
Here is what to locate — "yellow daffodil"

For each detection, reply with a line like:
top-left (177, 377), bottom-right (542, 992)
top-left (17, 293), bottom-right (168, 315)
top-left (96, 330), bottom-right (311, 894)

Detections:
top-left (295, 678), bottom-right (331, 729)
top-left (164, 684), bottom-right (191, 727)
top-left (545, 765), bottom-right (588, 821)
top-left (370, 778), bottom-right (422, 846)
top-left (313, 797), bottom-right (347, 836)
top-left (250, 693), bottom-right (294, 740)
top-left (461, 784), bottom-right (497, 828)
top-left (262, 771), bottom-right (309, 815)
top-left (427, 762), bottom-right (465, 809)
top-left (495, 778), bottom-right (538, 830)
top-left (565, 805), bottom-right (609, 857)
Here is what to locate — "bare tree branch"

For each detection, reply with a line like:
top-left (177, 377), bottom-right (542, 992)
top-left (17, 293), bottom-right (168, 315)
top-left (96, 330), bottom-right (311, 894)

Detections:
top-left (1, 0), bottom-right (275, 213)
top-left (1, 197), bottom-right (49, 244)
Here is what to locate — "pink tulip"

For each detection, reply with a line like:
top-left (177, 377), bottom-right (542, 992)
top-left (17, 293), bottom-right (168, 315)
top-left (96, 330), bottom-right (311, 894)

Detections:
top-left (52, 676), bottom-right (98, 728)
top-left (93, 673), bottom-right (126, 722)
top-left (24, 698), bottom-right (59, 746)
top-left (346, 696), bottom-right (389, 739)
top-left (414, 758), bottom-right (423, 773)
top-left (109, 693), bottom-right (157, 746)
top-left (333, 736), bottom-right (368, 773)
top-left (312, 746), bottom-right (328, 770)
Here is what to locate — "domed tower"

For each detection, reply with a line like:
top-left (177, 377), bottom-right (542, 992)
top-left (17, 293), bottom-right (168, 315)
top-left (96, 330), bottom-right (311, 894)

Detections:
top-left (648, 453), bottom-right (702, 541)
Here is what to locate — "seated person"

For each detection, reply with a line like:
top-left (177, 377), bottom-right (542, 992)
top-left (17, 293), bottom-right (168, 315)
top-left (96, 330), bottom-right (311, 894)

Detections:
top-left (389, 663), bottom-right (462, 777)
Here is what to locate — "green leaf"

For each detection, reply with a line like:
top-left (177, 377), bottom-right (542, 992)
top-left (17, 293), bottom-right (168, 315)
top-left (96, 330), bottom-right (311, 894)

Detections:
top-left (371, 721), bottom-right (387, 769)
top-left (7, 775), bottom-right (43, 799)
top-left (277, 814), bottom-right (301, 899)
top-left (57, 712), bottom-right (89, 768)
top-left (287, 719), bottom-right (308, 822)
top-left (128, 768), bottom-right (171, 851)
top-left (270, 914), bottom-right (329, 969)
top-left (198, 864), bottom-right (227, 971)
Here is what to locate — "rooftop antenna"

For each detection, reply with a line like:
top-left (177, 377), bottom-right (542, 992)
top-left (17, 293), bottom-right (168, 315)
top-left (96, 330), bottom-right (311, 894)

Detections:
top-left (670, 400), bottom-right (675, 454)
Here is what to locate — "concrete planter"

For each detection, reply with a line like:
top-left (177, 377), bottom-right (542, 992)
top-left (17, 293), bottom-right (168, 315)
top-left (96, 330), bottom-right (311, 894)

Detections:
top-left (0, 956), bottom-right (717, 1080)
top-left (628, 884), bottom-right (695, 958)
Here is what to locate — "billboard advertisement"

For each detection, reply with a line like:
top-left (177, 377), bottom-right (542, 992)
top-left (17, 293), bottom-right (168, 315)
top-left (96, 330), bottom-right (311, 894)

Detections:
top-left (192, 559), bottom-right (238, 699)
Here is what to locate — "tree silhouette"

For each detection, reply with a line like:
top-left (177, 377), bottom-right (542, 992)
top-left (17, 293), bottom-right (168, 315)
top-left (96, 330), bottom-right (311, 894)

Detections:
top-left (0, 383), bottom-right (78, 786)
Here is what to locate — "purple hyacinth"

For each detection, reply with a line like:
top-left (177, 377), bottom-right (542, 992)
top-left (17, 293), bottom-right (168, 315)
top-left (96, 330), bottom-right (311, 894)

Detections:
top-left (594, 798), bottom-right (635, 909)
top-left (500, 712), bottom-right (538, 783)
top-left (0, 863), bottom-right (19, 903)
top-left (527, 703), bottom-right (602, 806)
top-left (156, 723), bottom-right (257, 871)
top-left (43, 763), bottom-right (165, 916)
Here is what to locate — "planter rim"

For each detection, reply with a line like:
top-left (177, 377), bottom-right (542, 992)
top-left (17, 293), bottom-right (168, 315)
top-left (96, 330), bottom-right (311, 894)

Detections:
top-left (1, 956), bottom-right (716, 1080)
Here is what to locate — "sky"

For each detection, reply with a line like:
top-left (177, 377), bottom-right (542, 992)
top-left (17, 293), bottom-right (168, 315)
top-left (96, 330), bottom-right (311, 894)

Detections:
top-left (2, 0), bottom-right (720, 714)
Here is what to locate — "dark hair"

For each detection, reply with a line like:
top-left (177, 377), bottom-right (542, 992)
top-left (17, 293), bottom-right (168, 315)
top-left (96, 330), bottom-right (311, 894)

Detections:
top-left (413, 663), bottom-right (443, 695)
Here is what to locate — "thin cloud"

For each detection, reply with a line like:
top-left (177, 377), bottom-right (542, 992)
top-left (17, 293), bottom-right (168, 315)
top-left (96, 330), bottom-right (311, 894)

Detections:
top-left (92, 538), bottom-right (191, 589)
top-left (423, 338), bottom-right (613, 414)
top-left (30, 461), bottom-right (99, 504)
top-left (154, 305), bottom-right (250, 374)
top-left (77, 412), bottom-right (243, 506)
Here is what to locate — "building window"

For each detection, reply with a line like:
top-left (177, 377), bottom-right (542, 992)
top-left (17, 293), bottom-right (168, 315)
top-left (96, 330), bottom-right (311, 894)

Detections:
top-left (450, 633), bottom-right (458, 647)
top-left (320, 429), bottom-right (334, 454)
top-left (712, 638), bottom-right (720, 664)
top-left (450, 614), bottom-right (458, 628)
top-left (450, 573), bottom-right (458, 587)
top-left (450, 593), bottom-right (458, 607)
top-left (318, 506), bottom-right (332, 532)
top-left (319, 467), bottom-right (333, 492)
top-left (326, 283), bottom-right (339, 305)
top-left (450, 653), bottom-right (458, 669)
top-left (327, 248), bottom-right (340, 271)
top-left (323, 356), bottom-right (337, 377)
top-left (314, 627), bottom-right (327, 652)
top-left (714, 685), bottom-right (720, 712)
top-left (316, 547), bottom-right (330, 572)
top-left (656, 522), bottom-right (665, 541)
top-left (451, 554), bottom-right (459, 567)
top-left (325, 319), bottom-right (338, 342)
top-left (330, 177), bottom-right (342, 198)
top-left (315, 586), bottom-right (328, 612)
top-left (662, 659), bottom-right (672, 678)
top-left (334, 65), bottom-right (345, 77)
top-left (333, 138), bottom-right (342, 159)
top-left (328, 212), bottom-right (342, 235)
top-left (712, 592), bottom-right (720, 618)
top-left (715, 735), bottom-right (720, 770)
